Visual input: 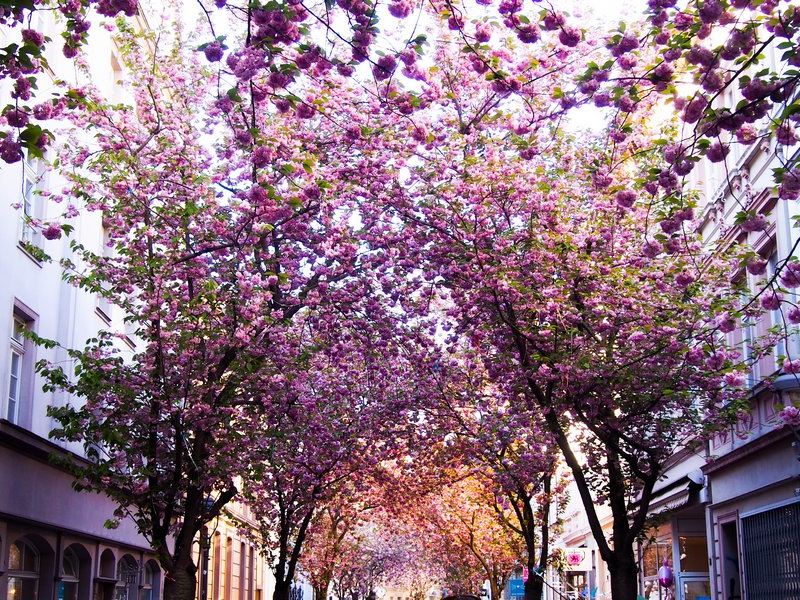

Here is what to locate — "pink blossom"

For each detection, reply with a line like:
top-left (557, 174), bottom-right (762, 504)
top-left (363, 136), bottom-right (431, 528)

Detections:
top-left (779, 169), bottom-right (800, 200)
top-left (676, 271), bottom-right (695, 287)
top-left (559, 27), bottom-right (581, 47)
top-left (780, 262), bottom-right (800, 288)
top-left (779, 406), bottom-right (800, 427)
top-left (760, 292), bottom-right (783, 311)
top-left (783, 359), bottom-right (800, 374)
top-left (615, 189), bottom-right (637, 208)
top-left (42, 223), bottom-right (62, 240)
top-left (717, 314), bottom-right (736, 333)
top-left (706, 141), bottom-right (729, 163)
top-left (776, 123), bottom-right (797, 146)
top-left (746, 258), bottom-right (767, 275)
top-left (723, 372), bottom-right (745, 387)
top-left (204, 41), bottom-right (224, 62)
top-left (740, 214), bottom-right (767, 232)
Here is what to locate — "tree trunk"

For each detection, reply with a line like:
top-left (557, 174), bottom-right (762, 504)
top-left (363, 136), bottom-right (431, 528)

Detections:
top-left (163, 559), bottom-right (198, 600)
top-left (273, 580), bottom-right (291, 600)
top-left (489, 578), bottom-right (501, 600)
top-left (313, 585), bottom-right (328, 600)
top-left (607, 551), bottom-right (640, 600)
top-left (529, 473), bottom-right (551, 600)
top-left (525, 574), bottom-right (543, 600)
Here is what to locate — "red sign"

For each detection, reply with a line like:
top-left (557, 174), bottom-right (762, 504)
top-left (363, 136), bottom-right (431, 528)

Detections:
top-left (522, 567), bottom-right (529, 582)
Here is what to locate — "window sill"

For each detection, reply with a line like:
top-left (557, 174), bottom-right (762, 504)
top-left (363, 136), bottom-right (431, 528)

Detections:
top-left (17, 242), bottom-right (43, 267)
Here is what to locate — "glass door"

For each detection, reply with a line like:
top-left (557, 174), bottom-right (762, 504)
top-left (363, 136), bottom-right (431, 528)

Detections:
top-left (680, 578), bottom-right (711, 600)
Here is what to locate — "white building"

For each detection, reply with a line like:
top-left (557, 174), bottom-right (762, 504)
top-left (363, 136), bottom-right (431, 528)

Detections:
top-left (0, 9), bottom-right (275, 600)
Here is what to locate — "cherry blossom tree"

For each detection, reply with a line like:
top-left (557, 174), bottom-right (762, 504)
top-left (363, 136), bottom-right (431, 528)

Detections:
top-left (418, 353), bottom-right (566, 600)
top-left (301, 496), bottom-right (366, 600)
top-left (370, 39), bottom-right (753, 599)
top-left (0, 0), bottom-right (138, 163)
top-left (39, 19), bottom-right (422, 600)
top-left (242, 326), bottom-right (430, 600)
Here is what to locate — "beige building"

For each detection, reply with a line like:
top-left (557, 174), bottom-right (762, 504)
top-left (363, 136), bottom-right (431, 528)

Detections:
top-left (196, 499), bottom-right (275, 600)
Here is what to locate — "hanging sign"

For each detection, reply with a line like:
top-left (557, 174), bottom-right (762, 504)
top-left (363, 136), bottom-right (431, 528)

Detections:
top-left (562, 548), bottom-right (591, 571)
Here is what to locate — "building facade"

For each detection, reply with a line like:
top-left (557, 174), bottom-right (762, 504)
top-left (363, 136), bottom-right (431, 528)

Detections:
top-left (0, 10), bottom-right (277, 600)
top-left (547, 37), bottom-right (800, 600)
top-left (0, 9), bottom-right (167, 600)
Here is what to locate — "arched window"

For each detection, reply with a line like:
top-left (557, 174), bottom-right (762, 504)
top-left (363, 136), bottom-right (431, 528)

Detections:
top-left (224, 538), bottom-right (233, 600)
top-left (247, 546), bottom-right (254, 600)
top-left (239, 543), bottom-right (246, 600)
top-left (139, 561), bottom-right (160, 600)
top-left (212, 533), bottom-right (221, 600)
top-left (115, 556), bottom-right (138, 600)
top-left (7, 539), bottom-right (40, 600)
top-left (99, 549), bottom-right (115, 579)
top-left (60, 547), bottom-right (80, 600)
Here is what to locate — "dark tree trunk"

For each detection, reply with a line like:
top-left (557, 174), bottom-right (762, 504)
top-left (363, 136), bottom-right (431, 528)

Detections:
top-left (163, 559), bottom-right (198, 600)
top-left (530, 472), bottom-right (551, 600)
top-left (607, 550), bottom-right (640, 600)
top-left (273, 580), bottom-right (291, 600)
top-left (524, 572), bottom-right (542, 600)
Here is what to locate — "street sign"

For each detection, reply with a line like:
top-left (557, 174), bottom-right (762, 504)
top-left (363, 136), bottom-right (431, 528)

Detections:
top-left (508, 579), bottom-right (524, 599)
top-left (522, 567), bottom-right (529, 582)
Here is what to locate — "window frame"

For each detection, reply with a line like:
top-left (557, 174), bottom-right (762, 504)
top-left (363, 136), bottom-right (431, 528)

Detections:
top-left (5, 303), bottom-right (38, 427)
top-left (7, 315), bottom-right (27, 424)
top-left (18, 155), bottom-right (43, 249)
top-left (7, 539), bottom-right (41, 600)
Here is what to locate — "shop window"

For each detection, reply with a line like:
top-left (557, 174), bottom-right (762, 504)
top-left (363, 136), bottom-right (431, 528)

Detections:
top-left (641, 541), bottom-right (672, 600)
top-left (682, 579), bottom-right (712, 600)
top-left (678, 536), bottom-right (709, 573)
top-left (7, 539), bottom-right (40, 600)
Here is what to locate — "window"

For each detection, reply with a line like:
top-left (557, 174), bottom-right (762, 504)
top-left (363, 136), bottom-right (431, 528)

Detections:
top-left (213, 534), bottom-right (221, 600)
top-left (678, 536), bottom-right (709, 573)
top-left (139, 562), bottom-right (159, 600)
top-left (115, 556), bottom-right (138, 600)
top-left (741, 501), bottom-right (800, 599)
top-left (239, 543), bottom-right (246, 600)
top-left (7, 539), bottom-right (40, 600)
top-left (96, 226), bottom-right (113, 323)
top-left (248, 546), bottom-right (254, 600)
top-left (7, 316), bottom-right (26, 423)
top-left (19, 155), bottom-right (43, 248)
top-left (224, 538), bottom-right (233, 600)
top-left (60, 548), bottom-right (80, 600)
top-left (767, 250), bottom-right (786, 361)
top-left (640, 541), bottom-right (672, 600)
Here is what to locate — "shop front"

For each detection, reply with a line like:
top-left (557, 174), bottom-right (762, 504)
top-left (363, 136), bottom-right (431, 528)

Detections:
top-left (637, 470), bottom-right (712, 600)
